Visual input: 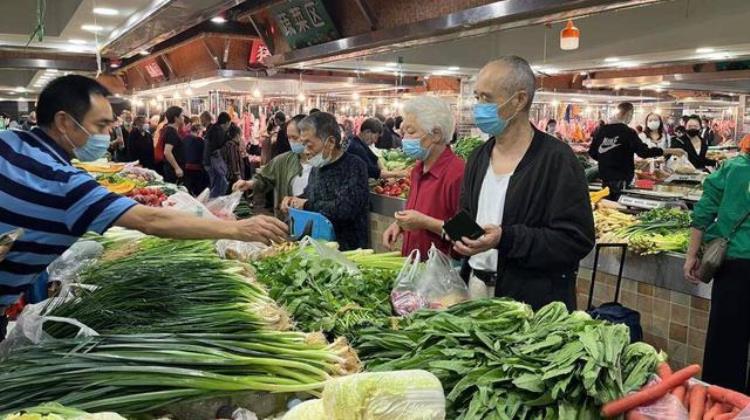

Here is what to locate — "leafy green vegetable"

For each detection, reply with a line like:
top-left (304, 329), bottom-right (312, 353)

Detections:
top-left (354, 299), bottom-right (663, 419)
top-left (454, 136), bottom-right (484, 160)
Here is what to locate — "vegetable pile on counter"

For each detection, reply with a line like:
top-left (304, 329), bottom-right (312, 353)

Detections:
top-left (125, 187), bottom-right (170, 207)
top-left (0, 332), bottom-right (358, 414)
top-left (44, 238), bottom-right (292, 336)
top-left (355, 299), bottom-right (664, 420)
top-left (454, 136), bottom-right (484, 160)
top-left (371, 177), bottom-right (410, 198)
top-left (618, 208), bottom-right (691, 255)
top-left (379, 149), bottom-right (414, 172)
top-left (251, 244), bottom-right (399, 340)
top-left (2, 403), bottom-right (125, 420)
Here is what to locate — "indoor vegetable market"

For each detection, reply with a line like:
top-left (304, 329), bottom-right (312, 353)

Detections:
top-left (1, 0), bottom-right (750, 419)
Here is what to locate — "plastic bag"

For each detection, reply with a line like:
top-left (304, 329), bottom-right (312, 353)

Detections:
top-left (47, 241), bottom-right (104, 298)
top-left (0, 298), bottom-right (98, 359)
top-left (204, 191), bottom-right (244, 220)
top-left (216, 240), bottom-right (269, 261)
top-left (0, 228), bottom-right (23, 262)
top-left (297, 237), bottom-right (359, 274)
top-left (666, 155), bottom-right (697, 175)
top-left (163, 191), bottom-right (218, 219)
top-left (282, 399), bottom-right (326, 420)
top-left (391, 246), bottom-right (469, 315)
top-left (321, 370), bottom-right (446, 420)
top-left (390, 250), bottom-right (426, 315)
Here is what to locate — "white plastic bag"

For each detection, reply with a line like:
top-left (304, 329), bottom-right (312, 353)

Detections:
top-left (321, 370), bottom-right (446, 420)
top-left (391, 246), bottom-right (469, 315)
top-left (163, 191), bottom-right (218, 219)
top-left (390, 250), bottom-right (426, 315)
top-left (205, 191), bottom-right (244, 220)
top-left (282, 399), bottom-right (326, 420)
top-left (216, 240), bottom-right (269, 261)
top-left (47, 240), bottom-right (104, 297)
top-left (666, 155), bottom-right (697, 174)
top-left (297, 237), bottom-right (359, 274)
top-left (0, 299), bottom-right (98, 359)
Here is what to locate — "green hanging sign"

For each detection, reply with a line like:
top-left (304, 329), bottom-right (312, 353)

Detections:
top-left (269, 0), bottom-right (339, 50)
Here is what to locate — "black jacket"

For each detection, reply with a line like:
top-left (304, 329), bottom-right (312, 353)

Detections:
top-left (126, 129), bottom-right (155, 170)
top-left (589, 122), bottom-right (663, 182)
top-left (346, 136), bottom-right (381, 179)
top-left (670, 135), bottom-right (716, 169)
top-left (459, 128), bottom-right (595, 310)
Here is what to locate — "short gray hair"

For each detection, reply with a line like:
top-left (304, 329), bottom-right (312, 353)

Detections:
top-left (401, 96), bottom-right (455, 144)
top-left (487, 56), bottom-right (536, 111)
top-left (299, 111), bottom-right (342, 147)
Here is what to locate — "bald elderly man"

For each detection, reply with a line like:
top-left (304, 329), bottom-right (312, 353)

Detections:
top-left (454, 56), bottom-right (595, 310)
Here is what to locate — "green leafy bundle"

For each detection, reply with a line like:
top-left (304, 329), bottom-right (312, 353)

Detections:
top-left (615, 208), bottom-right (692, 255)
top-left (355, 299), bottom-right (663, 420)
top-left (454, 136), bottom-right (485, 160)
top-left (44, 238), bottom-right (291, 337)
top-left (251, 249), bottom-right (395, 340)
top-left (0, 332), bottom-right (358, 415)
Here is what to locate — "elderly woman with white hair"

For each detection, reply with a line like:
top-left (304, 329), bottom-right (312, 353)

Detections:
top-left (382, 96), bottom-right (465, 259)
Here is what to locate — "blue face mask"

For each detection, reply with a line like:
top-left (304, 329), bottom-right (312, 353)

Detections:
top-left (473, 94), bottom-right (518, 136)
top-left (402, 138), bottom-right (429, 161)
top-left (290, 142), bottom-right (305, 154)
top-left (65, 116), bottom-right (110, 161)
top-left (309, 137), bottom-right (332, 168)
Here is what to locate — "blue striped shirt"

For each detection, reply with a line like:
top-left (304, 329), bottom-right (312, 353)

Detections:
top-left (0, 128), bottom-right (137, 306)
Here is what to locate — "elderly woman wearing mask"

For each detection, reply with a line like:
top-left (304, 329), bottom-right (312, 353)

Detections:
top-left (281, 112), bottom-right (370, 251)
top-left (233, 114), bottom-right (310, 217)
top-left (382, 96), bottom-right (465, 259)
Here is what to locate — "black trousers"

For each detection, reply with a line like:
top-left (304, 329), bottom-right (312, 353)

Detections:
top-left (184, 169), bottom-right (208, 196)
top-left (0, 315), bottom-right (7, 342)
top-left (602, 179), bottom-right (629, 201)
top-left (703, 258), bottom-right (750, 393)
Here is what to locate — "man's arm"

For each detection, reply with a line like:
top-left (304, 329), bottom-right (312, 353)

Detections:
top-left (164, 144), bottom-right (181, 175)
top-left (630, 130), bottom-right (664, 159)
top-left (588, 131), bottom-right (602, 160)
top-left (116, 205), bottom-right (287, 244)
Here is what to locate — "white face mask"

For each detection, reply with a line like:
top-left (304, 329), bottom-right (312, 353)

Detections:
top-left (647, 121), bottom-right (661, 131)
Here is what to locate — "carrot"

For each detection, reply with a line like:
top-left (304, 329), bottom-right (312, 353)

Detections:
top-left (689, 384), bottom-right (707, 420)
top-left (658, 362), bottom-right (674, 380)
top-left (601, 364), bottom-right (702, 418)
top-left (704, 403), bottom-right (725, 420)
top-left (674, 385), bottom-right (687, 406)
top-left (707, 385), bottom-right (750, 410)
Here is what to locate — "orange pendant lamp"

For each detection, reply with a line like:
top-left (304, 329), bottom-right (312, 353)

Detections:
top-left (560, 19), bottom-right (580, 50)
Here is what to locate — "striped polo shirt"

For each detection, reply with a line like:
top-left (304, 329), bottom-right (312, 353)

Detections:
top-left (0, 127), bottom-right (137, 306)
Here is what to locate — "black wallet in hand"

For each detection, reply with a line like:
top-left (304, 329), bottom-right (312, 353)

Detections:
top-left (443, 210), bottom-right (485, 242)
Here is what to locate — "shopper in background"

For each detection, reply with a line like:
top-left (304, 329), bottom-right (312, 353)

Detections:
top-left (394, 115), bottom-right (404, 136)
top-left (589, 102), bottom-right (684, 200)
top-left (385, 117), bottom-right (402, 149)
top-left (222, 124), bottom-right (245, 193)
top-left (342, 119), bottom-right (355, 143)
top-left (0, 75), bottom-right (288, 341)
top-left (456, 56), bottom-right (595, 310)
top-left (348, 118), bottom-right (408, 179)
top-left (670, 115), bottom-right (716, 170)
top-left (108, 119), bottom-right (127, 162)
top-left (162, 106), bottom-right (185, 183)
top-left (281, 112), bottom-right (369, 251)
top-left (233, 114), bottom-right (309, 217)
top-left (204, 112), bottom-right (233, 197)
top-left (200, 111), bottom-right (213, 135)
top-left (375, 113), bottom-right (395, 149)
top-left (271, 113), bottom-right (292, 159)
top-left (152, 113), bottom-right (167, 175)
top-left (126, 115), bottom-right (155, 170)
top-left (21, 111), bottom-right (36, 131)
top-left (701, 117), bottom-right (714, 144)
top-left (640, 112), bottom-right (670, 149)
top-left (545, 119), bottom-right (558, 137)
top-left (382, 96), bottom-right (465, 258)
top-left (182, 120), bottom-right (208, 196)
top-left (684, 136), bottom-right (750, 392)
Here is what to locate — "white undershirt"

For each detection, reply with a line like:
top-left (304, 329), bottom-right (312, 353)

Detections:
top-left (469, 165), bottom-right (512, 272)
top-left (292, 162), bottom-right (312, 196)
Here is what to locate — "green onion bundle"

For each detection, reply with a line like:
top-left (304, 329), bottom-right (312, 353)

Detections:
top-left (0, 332), bottom-right (359, 414)
top-left (44, 238), bottom-right (290, 338)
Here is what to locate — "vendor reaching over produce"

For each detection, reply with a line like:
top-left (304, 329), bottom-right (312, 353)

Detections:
top-left (455, 56), bottom-right (595, 309)
top-left (382, 96), bottom-right (465, 258)
top-left (0, 75), bottom-right (288, 339)
top-left (589, 102), bottom-right (685, 200)
top-left (232, 114), bottom-right (309, 217)
top-left (347, 118), bottom-right (408, 179)
top-left (670, 114), bottom-right (717, 170)
top-left (280, 112), bottom-right (369, 251)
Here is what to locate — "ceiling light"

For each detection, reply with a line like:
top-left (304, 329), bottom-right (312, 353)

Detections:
top-left (211, 16), bottom-right (227, 24)
top-left (385, 62), bottom-right (398, 67)
top-left (297, 93), bottom-right (306, 102)
top-left (604, 57), bottom-right (620, 63)
top-left (139, 50), bottom-right (150, 56)
top-left (69, 39), bottom-right (88, 45)
top-left (174, 92), bottom-right (181, 99)
top-left (660, 81), bottom-right (671, 85)
top-left (655, 107), bottom-right (662, 114)
top-left (352, 92), bottom-right (360, 100)
top-left (156, 94), bottom-right (164, 101)
top-left (550, 100), bottom-right (560, 107)
top-left (114, 93), bottom-right (121, 98)
top-left (185, 87), bottom-right (193, 96)
top-left (252, 88), bottom-right (262, 98)
top-left (150, 99), bottom-right (158, 106)
top-left (376, 97), bottom-right (384, 105)
top-left (696, 47), bottom-right (715, 54)
top-left (579, 71), bottom-right (588, 76)
top-left (81, 24), bottom-right (104, 32)
top-left (93, 7), bottom-right (118, 16)
top-left (559, 19), bottom-right (580, 51)
top-left (447, 66), bottom-right (459, 71)
top-left (584, 106), bottom-right (593, 113)
top-left (617, 61), bottom-right (638, 68)
top-left (109, 62), bottom-right (120, 68)
top-left (45, 69), bottom-right (58, 73)
top-left (14, 87), bottom-right (26, 93)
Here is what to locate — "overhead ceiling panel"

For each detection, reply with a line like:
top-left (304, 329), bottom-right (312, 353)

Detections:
top-left (0, 0), bottom-right (82, 37)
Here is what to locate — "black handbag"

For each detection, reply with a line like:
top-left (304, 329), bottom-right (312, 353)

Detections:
top-left (587, 243), bottom-right (643, 343)
top-left (697, 210), bottom-right (750, 283)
